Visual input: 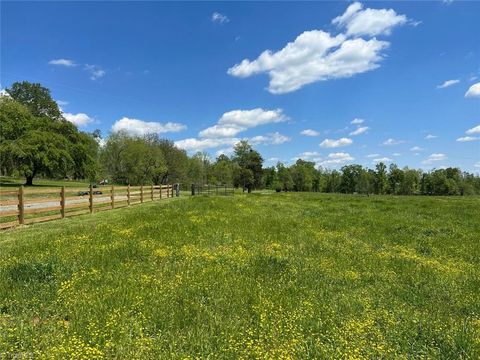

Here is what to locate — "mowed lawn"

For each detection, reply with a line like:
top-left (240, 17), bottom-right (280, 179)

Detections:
top-left (0, 193), bottom-right (479, 359)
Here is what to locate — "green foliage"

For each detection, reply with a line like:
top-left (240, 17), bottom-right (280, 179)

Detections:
top-left (100, 132), bottom-right (167, 185)
top-left (1, 194), bottom-right (479, 357)
top-left (0, 82), bottom-right (100, 185)
top-left (232, 141), bottom-right (263, 192)
top-left (6, 81), bottom-right (63, 120)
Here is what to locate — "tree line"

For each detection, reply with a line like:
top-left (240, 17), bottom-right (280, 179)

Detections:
top-left (1, 81), bottom-right (479, 196)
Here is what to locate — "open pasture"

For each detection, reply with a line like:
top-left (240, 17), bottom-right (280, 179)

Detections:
top-left (0, 193), bottom-right (479, 358)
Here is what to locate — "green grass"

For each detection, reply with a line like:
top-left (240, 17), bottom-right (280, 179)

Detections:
top-left (1, 193), bottom-right (479, 358)
top-left (0, 176), bottom-right (93, 189)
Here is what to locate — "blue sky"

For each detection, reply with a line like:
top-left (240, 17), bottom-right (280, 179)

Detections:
top-left (2, 1), bottom-right (479, 171)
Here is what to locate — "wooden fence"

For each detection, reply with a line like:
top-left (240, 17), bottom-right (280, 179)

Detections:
top-left (0, 184), bottom-right (174, 230)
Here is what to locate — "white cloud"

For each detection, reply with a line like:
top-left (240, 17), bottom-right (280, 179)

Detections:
top-left (436, 79), bottom-right (460, 89)
top-left (228, 29), bottom-right (389, 94)
top-left (0, 89), bottom-right (11, 98)
top-left (410, 146), bottom-right (424, 151)
top-left (300, 129), bottom-right (320, 136)
top-left (84, 64), bottom-right (106, 80)
top-left (351, 118), bottom-right (364, 125)
top-left (366, 153), bottom-right (380, 158)
top-left (392, 152), bottom-right (402, 156)
top-left (349, 126), bottom-right (369, 136)
top-left (372, 157), bottom-right (392, 163)
top-left (422, 153), bottom-right (447, 164)
top-left (466, 125), bottom-right (480, 135)
top-left (112, 117), bottom-right (187, 136)
top-left (475, 162), bottom-right (480, 168)
top-left (63, 112), bottom-right (94, 127)
top-left (175, 137), bottom-right (238, 152)
top-left (218, 108), bottom-right (287, 128)
top-left (216, 147), bottom-right (234, 157)
top-left (320, 152), bottom-right (354, 166)
top-left (250, 132), bottom-right (291, 145)
top-left (320, 137), bottom-right (353, 148)
top-left (332, 2), bottom-right (407, 37)
top-left (425, 134), bottom-right (437, 140)
top-left (465, 82), bottom-right (480, 98)
top-left (298, 151), bottom-right (322, 162)
top-left (199, 108), bottom-right (287, 138)
top-left (56, 100), bottom-right (69, 107)
top-left (456, 136), bottom-right (479, 142)
top-left (199, 124), bottom-right (244, 138)
top-left (212, 12), bottom-right (229, 24)
top-left (49, 59), bottom-right (77, 67)
top-left (382, 138), bottom-right (404, 145)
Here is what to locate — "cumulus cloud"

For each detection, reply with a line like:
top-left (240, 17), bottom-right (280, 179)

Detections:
top-left (410, 146), bottom-right (424, 151)
top-left (112, 117), bottom-right (186, 136)
top-left (436, 79), bottom-right (459, 89)
top-left (49, 59), bottom-right (77, 67)
top-left (351, 118), bottom-right (364, 125)
top-left (63, 112), bottom-right (94, 127)
top-left (320, 152), bottom-right (354, 166)
top-left (466, 125), bottom-right (480, 135)
top-left (332, 2), bottom-right (407, 37)
top-left (299, 151), bottom-right (321, 159)
top-left (425, 134), bottom-right (437, 140)
top-left (301, 129), bottom-right (320, 136)
top-left (228, 29), bottom-right (389, 94)
top-left (475, 162), bottom-right (480, 168)
top-left (320, 137), bottom-right (353, 148)
top-left (250, 132), bottom-right (291, 145)
top-left (349, 126), bottom-right (369, 136)
top-left (422, 153), bottom-right (447, 164)
top-left (212, 12), bottom-right (229, 24)
top-left (199, 108), bottom-right (287, 138)
top-left (199, 124), bottom-right (244, 138)
top-left (175, 138), bottom-right (238, 152)
top-left (372, 157), bottom-right (392, 163)
top-left (382, 138), bottom-right (404, 145)
top-left (457, 136), bottom-right (479, 142)
top-left (366, 153), bottom-right (380, 158)
top-left (84, 64), bottom-right (106, 80)
top-left (216, 147), bottom-right (234, 157)
top-left (465, 82), bottom-right (480, 98)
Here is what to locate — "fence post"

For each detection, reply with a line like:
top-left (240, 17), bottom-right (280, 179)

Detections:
top-left (151, 184), bottom-right (154, 201)
top-left (127, 184), bottom-right (131, 205)
top-left (140, 185), bottom-right (144, 203)
top-left (61, 186), bottom-right (66, 218)
top-left (18, 186), bottom-right (24, 225)
top-left (160, 185), bottom-right (162, 200)
top-left (89, 184), bottom-right (93, 213)
top-left (111, 185), bottom-right (115, 209)
top-left (170, 185), bottom-right (173, 198)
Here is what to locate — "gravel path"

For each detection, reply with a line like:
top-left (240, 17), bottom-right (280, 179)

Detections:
top-left (0, 195), bottom-right (129, 213)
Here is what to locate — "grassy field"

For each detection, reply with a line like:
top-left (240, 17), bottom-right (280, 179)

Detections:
top-left (0, 193), bottom-right (479, 358)
top-left (0, 177), bottom-right (92, 188)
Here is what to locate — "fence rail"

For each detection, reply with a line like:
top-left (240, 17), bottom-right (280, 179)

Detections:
top-left (191, 184), bottom-right (234, 196)
top-left (0, 184), bottom-right (176, 230)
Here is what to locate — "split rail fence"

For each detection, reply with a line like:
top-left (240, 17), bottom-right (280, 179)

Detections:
top-left (0, 184), bottom-right (174, 230)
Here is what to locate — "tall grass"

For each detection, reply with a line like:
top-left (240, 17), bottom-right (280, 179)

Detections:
top-left (0, 193), bottom-right (479, 358)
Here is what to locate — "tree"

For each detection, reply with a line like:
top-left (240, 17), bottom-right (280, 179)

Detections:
top-left (276, 162), bottom-right (293, 191)
top-left (100, 132), bottom-right (167, 185)
top-left (0, 98), bottom-right (78, 185)
top-left (340, 165), bottom-right (363, 193)
top-left (290, 159), bottom-right (316, 192)
top-left (232, 141), bottom-right (263, 192)
top-left (374, 162), bottom-right (388, 195)
top-left (6, 81), bottom-right (63, 120)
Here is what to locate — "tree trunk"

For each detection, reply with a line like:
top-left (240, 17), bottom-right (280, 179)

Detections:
top-left (25, 175), bottom-right (34, 186)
